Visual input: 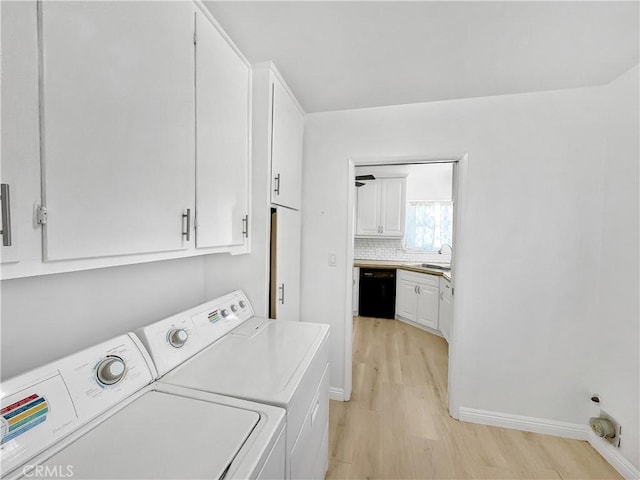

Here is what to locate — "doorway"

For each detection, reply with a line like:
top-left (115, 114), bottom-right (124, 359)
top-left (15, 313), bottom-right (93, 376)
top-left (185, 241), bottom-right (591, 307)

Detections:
top-left (344, 154), bottom-right (468, 418)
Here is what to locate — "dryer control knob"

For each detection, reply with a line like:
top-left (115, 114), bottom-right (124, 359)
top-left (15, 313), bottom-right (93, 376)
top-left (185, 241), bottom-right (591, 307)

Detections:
top-left (168, 328), bottom-right (188, 348)
top-left (239, 300), bottom-right (246, 309)
top-left (221, 309), bottom-right (229, 318)
top-left (231, 304), bottom-right (238, 313)
top-left (96, 357), bottom-right (126, 385)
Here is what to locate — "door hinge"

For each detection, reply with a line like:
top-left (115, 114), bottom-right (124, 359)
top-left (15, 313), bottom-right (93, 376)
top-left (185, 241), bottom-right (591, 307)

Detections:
top-left (36, 204), bottom-right (48, 225)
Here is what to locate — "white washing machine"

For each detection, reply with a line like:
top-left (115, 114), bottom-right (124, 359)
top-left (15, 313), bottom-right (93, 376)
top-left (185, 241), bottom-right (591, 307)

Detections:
top-left (0, 333), bottom-right (286, 480)
top-left (135, 290), bottom-right (330, 480)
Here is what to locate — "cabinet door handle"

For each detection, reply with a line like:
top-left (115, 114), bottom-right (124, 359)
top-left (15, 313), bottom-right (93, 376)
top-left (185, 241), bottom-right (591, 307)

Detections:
top-left (279, 283), bottom-right (285, 304)
top-left (417, 285), bottom-right (421, 294)
top-left (274, 173), bottom-right (281, 195)
top-left (242, 214), bottom-right (249, 238)
top-left (182, 208), bottom-right (191, 242)
top-left (440, 291), bottom-right (444, 301)
top-left (0, 184), bottom-right (12, 247)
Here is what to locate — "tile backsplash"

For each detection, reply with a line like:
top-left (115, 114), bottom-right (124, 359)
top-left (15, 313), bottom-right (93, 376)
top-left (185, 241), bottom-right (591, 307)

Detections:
top-left (354, 237), bottom-right (452, 263)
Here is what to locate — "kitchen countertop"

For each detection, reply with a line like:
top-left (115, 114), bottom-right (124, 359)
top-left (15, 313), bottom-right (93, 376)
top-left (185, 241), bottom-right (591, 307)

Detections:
top-left (354, 259), bottom-right (452, 281)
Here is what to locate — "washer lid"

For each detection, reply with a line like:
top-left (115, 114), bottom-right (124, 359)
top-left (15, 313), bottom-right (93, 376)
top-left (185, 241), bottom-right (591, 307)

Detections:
top-left (162, 321), bottom-right (328, 406)
top-left (41, 391), bottom-right (259, 479)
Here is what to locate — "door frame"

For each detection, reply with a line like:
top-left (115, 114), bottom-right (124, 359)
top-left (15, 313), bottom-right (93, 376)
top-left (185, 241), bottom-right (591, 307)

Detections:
top-left (344, 153), bottom-right (469, 418)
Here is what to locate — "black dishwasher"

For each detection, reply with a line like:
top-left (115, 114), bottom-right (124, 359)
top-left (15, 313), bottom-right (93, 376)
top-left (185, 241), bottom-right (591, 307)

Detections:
top-left (359, 269), bottom-right (396, 319)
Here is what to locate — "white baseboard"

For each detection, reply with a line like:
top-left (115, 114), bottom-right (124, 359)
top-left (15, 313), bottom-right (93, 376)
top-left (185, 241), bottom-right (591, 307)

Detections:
top-left (395, 315), bottom-right (444, 338)
top-left (329, 387), bottom-right (345, 401)
top-left (458, 407), bottom-right (588, 440)
top-left (588, 431), bottom-right (640, 480)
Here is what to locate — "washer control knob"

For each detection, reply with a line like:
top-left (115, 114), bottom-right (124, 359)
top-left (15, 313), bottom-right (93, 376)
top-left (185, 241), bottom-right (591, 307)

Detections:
top-left (96, 357), bottom-right (126, 385)
top-left (239, 300), bottom-right (247, 309)
top-left (168, 328), bottom-right (188, 348)
top-left (231, 304), bottom-right (239, 313)
top-left (221, 309), bottom-right (229, 318)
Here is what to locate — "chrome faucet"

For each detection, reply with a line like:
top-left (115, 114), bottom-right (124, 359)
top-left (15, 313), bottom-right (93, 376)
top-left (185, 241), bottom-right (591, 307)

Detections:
top-left (438, 244), bottom-right (452, 254)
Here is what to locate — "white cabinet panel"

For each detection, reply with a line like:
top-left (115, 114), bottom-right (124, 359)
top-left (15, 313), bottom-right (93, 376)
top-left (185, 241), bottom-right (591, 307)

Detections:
top-left (416, 283), bottom-right (439, 330)
top-left (194, 11), bottom-right (250, 249)
top-left (396, 279), bottom-right (418, 322)
top-left (40, 2), bottom-right (196, 261)
top-left (439, 278), bottom-right (453, 342)
top-left (271, 79), bottom-right (303, 210)
top-left (355, 177), bottom-right (406, 238)
top-left (275, 207), bottom-right (301, 321)
top-left (396, 270), bottom-right (440, 330)
top-left (355, 181), bottom-right (380, 236)
top-left (380, 177), bottom-right (405, 237)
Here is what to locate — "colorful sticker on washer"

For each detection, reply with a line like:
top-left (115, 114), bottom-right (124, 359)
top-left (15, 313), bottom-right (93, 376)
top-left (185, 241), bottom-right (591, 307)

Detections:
top-left (0, 394), bottom-right (49, 445)
top-left (208, 309), bottom-right (220, 324)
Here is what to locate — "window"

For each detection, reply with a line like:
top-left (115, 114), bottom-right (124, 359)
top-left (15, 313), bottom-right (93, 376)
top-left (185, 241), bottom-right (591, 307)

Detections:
top-left (404, 201), bottom-right (453, 252)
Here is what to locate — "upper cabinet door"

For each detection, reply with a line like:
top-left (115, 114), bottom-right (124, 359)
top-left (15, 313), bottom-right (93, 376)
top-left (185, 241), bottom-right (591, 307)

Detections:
top-left (380, 177), bottom-right (406, 237)
top-left (40, 2), bottom-right (196, 261)
top-left (194, 11), bottom-right (250, 249)
top-left (271, 79), bottom-right (303, 210)
top-left (355, 181), bottom-right (381, 236)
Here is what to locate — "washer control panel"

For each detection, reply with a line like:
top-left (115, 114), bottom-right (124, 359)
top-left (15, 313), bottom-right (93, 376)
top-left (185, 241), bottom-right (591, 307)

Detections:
top-left (190, 290), bottom-right (254, 348)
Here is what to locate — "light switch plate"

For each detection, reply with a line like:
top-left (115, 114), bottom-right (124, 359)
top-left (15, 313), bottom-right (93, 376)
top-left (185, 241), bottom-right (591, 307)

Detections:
top-left (328, 252), bottom-right (337, 266)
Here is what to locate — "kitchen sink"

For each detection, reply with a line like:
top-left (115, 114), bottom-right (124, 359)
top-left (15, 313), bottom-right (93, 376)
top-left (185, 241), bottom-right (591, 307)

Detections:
top-left (413, 263), bottom-right (451, 271)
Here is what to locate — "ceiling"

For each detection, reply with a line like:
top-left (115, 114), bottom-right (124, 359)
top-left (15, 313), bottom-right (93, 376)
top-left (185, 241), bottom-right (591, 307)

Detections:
top-left (205, 1), bottom-right (639, 113)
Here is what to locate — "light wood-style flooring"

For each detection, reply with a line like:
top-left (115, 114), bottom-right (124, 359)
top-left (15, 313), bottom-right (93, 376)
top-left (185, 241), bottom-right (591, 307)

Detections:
top-left (327, 316), bottom-right (620, 480)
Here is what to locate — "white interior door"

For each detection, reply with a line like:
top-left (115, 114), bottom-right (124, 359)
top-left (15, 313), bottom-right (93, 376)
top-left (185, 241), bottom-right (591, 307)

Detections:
top-left (194, 11), bottom-right (250, 249)
top-left (40, 2), bottom-right (196, 260)
top-left (271, 79), bottom-right (303, 210)
top-left (275, 207), bottom-right (301, 321)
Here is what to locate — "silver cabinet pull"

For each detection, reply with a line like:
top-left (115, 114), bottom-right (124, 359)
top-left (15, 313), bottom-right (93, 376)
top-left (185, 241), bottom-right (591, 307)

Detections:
top-left (414, 285), bottom-right (418, 294)
top-left (242, 214), bottom-right (249, 238)
top-left (1, 184), bottom-right (12, 246)
top-left (182, 208), bottom-right (191, 242)
top-left (278, 283), bottom-right (285, 304)
top-left (274, 173), bottom-right (281, 195)
top-left (417, 285), bottom-right (421, 294)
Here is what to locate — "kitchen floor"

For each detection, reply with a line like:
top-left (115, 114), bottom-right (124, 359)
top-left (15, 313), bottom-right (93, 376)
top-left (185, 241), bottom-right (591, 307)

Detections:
top-left (327, 316), bottom-right (620, 479)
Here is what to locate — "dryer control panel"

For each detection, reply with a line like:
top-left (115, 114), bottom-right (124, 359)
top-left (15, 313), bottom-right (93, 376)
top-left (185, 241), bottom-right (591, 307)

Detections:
top-left (134, 290), bottom-right (254, 379)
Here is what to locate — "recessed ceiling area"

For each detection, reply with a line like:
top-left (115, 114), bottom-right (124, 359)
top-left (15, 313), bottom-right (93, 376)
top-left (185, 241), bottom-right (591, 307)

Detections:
top-left (205, 1), bottom-right (639, 113)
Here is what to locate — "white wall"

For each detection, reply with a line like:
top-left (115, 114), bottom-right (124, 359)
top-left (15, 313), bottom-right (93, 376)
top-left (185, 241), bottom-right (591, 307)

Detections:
top-left (302, 85), bottom-right (608, 425)
top-left (593, 65), bottom-right (639, 469)
top-left (355, 163), bottom-right (453, 202)
top-left (1, 256), bottom-right (206, 379)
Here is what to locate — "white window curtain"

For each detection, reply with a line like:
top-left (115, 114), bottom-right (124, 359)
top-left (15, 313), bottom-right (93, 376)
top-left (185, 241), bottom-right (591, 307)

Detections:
top-left (405, 201), bottom-right (453, 251)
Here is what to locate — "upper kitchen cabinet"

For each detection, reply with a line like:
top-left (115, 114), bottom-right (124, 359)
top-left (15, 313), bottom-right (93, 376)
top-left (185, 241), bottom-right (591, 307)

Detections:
top-left (253, 63), bottom-right (304, 211)
top-left (194, 9), bottom-right (251, 251)
top-left (40, 2), bottom-right (196, 261)
top-left (356, 177), bottom-right (406, 238)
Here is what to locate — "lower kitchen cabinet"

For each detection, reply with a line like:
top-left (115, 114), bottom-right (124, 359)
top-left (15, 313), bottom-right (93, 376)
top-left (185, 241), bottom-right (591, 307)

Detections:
top-left (439, 277), bottom-right (453, 342)
top-left (395, 270), bottom-right (439, 330)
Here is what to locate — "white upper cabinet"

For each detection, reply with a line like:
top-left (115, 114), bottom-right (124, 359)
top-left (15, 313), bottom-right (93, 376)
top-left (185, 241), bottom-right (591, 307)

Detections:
top-left (356, 177), bottom-right (406, 238)
top-left (194, 10), bottom-right (250, 250)
top-left (271, 77), bottom-right (304, 210)
top-left (40, 2), bottom-right (196, 261)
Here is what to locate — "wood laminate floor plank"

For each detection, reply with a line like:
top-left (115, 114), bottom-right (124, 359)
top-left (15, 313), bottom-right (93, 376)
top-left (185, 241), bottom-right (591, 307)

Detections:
top-left (327, 316), bottom-right (621, 479)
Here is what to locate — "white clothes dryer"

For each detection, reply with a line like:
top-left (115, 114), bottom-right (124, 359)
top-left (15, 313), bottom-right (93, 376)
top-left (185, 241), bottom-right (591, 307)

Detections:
top-left (135, 290), bottom-right (330, 480)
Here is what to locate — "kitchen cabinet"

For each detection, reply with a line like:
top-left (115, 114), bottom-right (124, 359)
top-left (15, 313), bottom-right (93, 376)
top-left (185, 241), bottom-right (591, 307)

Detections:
top-left (356, 177), bottom-right (406, 238)
top-left (194, 10), bottom-right (250, 250)
top-left (40, 1), bottom-right (196, 261)
top-left (270, 76), bottom-right (304, 210)
top-left (439, 277), bottom-right (453, 342)
top-left (352, 267), bottom-right (360, 315)
top-left (271, 207), bottom-right (301, 322)
top-left (395, 270), bottom-right (439, 330)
